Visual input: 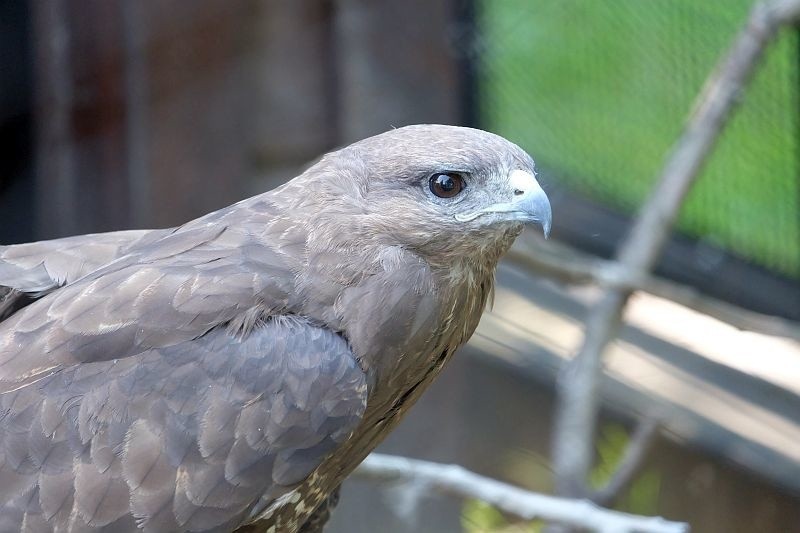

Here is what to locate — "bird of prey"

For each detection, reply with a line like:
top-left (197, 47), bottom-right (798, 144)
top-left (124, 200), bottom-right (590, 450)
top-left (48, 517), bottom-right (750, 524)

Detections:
top-left (0, 125), bottom-right (551, 532)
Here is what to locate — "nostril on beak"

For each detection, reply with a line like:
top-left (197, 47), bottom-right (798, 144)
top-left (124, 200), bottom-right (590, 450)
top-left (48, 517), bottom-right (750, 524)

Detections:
top-left (513, 189), bottom-right (525, 196)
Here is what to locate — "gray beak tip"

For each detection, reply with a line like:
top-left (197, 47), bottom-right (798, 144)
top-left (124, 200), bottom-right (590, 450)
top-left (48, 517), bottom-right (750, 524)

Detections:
top-left (508, 169), bottom-right (552, 239)
top-left (541, 201), bottom-right (552, 239)
top-left (536, 204), bottom-right (552, 239)
top-left (542, 219), bottom-right (552, 240)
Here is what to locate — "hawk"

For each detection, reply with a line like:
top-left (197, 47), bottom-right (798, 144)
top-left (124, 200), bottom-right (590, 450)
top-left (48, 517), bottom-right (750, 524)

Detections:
top-left (0, 125), bottom-right (551, 532)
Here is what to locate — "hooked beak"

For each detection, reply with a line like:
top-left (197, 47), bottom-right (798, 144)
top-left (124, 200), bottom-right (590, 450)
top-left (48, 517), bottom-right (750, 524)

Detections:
top-left (506, 169), bottom-right (552, 238)
top-left (454, 169), bottom-right (552, 238)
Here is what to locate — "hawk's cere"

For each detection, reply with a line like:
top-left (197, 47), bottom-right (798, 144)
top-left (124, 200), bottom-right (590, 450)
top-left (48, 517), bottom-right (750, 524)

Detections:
top-left (0, 125), bottom-right (551, 532)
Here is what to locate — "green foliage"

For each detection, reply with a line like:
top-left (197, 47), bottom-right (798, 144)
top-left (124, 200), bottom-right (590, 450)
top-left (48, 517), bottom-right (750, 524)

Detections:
top-left (461, 499), bottom-right (543, 533)
top-left (481, 0), bottom-right (800, 278)
top-left (590, 423), bottom-right (630, 488)
top-left (461, 499), bottom-right (510, 532)
top-left (590, 424), bottom-right (661, 516)
top-left (460, 423), bottom-right (661, 531)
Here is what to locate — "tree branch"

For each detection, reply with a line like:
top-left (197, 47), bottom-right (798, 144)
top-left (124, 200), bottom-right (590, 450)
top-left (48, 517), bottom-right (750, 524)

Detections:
top-left (505, 243), bottom-right (800, 342)
top-left (591, 418), bottom-right (660, 508)
top-left (550, 0), bottom-right (800, 501)
top-left (353, 453), bottom-right (688, 533)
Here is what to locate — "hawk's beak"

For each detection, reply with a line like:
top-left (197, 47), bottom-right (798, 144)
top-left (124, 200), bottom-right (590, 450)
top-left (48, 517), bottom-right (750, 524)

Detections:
top-left (507, 169), bottom-right (552, 238)
top-left (453, 169), bottom-right (552, 238)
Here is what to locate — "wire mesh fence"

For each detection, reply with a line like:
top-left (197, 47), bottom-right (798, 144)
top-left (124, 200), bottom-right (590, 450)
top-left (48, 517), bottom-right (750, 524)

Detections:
top-left (479, 0), bottom-right (800, 280)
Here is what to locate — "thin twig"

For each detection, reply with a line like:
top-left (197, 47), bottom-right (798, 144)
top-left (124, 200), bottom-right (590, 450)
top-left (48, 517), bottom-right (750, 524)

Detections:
top-left (592, 418), bottom-right (660, 508)
top-left (354, 453), bottom-right (688, 533)
top-left (550, 0), bottom-right (800, 501)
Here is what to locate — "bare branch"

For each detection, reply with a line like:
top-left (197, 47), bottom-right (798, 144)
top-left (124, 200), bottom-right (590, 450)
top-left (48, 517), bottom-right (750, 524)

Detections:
top-left (767, 0), bottom-right (800, 21)
top-left (505, 243), bottom-right (800, 341)
top-left (592, 418), bottom-right (660, 508)
top-left (507, 242), bottom-right (645, 290)
top-left (354, 453), bottom-right (688, 533)
top-left (550, 0), bottom-right (800, 500)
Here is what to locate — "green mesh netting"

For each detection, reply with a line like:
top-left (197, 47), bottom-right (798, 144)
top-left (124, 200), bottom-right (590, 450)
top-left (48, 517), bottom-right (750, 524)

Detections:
top-left (480, 0), bottom-right (800, 279)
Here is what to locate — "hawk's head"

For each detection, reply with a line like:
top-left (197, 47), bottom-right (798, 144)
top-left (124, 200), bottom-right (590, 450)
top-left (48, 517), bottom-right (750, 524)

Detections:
top-left (284, 124), bottom-right (551, 268)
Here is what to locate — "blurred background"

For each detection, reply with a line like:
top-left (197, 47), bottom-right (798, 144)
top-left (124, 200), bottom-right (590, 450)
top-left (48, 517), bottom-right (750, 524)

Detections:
top-left (1, 1), bottom-right (799, 531)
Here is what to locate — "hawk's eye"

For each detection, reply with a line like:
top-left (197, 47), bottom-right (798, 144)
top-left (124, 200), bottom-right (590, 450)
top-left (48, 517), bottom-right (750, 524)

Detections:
top-left (429, 172), bottom-right (466, 198)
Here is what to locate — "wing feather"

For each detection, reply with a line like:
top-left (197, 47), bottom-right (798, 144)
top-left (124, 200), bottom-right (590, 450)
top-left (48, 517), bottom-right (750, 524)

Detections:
top-left (0, 318), bottom-right (367, 532)
top-left (0, 225), bottom-right (296, 394)
top-left (0, 230), bottom-right (163, 296)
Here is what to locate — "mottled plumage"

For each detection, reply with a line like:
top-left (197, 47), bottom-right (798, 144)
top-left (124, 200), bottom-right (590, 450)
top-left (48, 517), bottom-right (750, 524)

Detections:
top-left (0, 125), bottom-right (551, 532)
